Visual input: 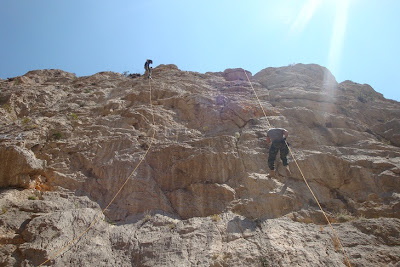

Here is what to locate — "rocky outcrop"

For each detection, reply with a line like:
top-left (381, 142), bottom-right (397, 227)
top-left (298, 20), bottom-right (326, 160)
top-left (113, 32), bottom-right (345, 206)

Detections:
top-left (253, 63), bottom-right (338, 90)
top-left (222, 68), bottom-right (252, 81)
top-left (0, 145), bottom-right (46, 188)
top-left (0, 63), bottom-right (399, 266)
top-left (372, 118), bottom-right (400, 146)
top-left (1, 189), bottom-right (399, 266)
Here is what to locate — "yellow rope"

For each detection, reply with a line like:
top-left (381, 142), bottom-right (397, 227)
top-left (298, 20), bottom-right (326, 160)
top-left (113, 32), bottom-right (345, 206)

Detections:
top-left (243, 70), bottom-right (271, 128)
top-left (243, 69), bottom-right (352, 267)
top-left (39, 78), bottom-right (156, 266)
top-left (38, 70), bottom-right (352, 265)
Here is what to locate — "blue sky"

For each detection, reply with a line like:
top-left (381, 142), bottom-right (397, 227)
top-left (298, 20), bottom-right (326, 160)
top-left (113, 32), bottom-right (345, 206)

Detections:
top-left (1, 0), bottom-right (399, 101)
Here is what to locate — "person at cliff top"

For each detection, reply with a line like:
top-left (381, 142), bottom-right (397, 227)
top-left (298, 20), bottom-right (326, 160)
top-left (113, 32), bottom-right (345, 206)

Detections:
top-left (144, 59), bottom-right (153, 79)
top-left (266, 127), bottom-right (291, 177)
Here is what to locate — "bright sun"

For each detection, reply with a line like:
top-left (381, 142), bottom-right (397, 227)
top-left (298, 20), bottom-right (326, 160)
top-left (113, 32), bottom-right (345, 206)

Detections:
top-left (288, 0), bottom-right (350, 77)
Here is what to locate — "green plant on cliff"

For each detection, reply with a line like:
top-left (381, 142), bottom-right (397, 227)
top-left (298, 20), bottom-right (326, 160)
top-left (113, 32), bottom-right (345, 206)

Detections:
top-left (211, 214), bottom-right (221, 222)
top-left (122, 71), bottom-right (141, 78)
top-left (104, 216), bottom-right (116, 225)
top-left (168, 223), bottom-right (176, 230)
top-left (143, 210), bottom-right (152, 222)
top-left (334, 209), bottom-right (355, 223)
top-left (234, 132), bottom-right (240, 140)
top-left (52, 131), bottom-right (63, 140)
top-left (71, 112), bottom-right (78, 120)
top-left (259, 256), bottom-right (270, 267)
top-left (1, 207), bottom-right (7, 215)
top-left (22, 117), bottom-right (31, 124)
top-left (382, 138), bottom-right (392, 146)
top-left (1, 103), bottom-right (12, 113)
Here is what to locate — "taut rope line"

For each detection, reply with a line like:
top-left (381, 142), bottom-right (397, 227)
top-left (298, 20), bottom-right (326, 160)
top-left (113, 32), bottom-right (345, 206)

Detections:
top-left (39, 78), bottom-right (156, 266)
top-left (243, 70), bottom-right (271, 128)
top-left (243, 70), bottom-right (352, 267)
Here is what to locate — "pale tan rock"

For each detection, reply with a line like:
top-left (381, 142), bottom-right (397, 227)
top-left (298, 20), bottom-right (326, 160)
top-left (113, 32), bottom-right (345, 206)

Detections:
top-left (0, 64), bottom-right (400, 266)
top-left (0, 145), bottom-right (46, 188)
top-left (222, 68), bottom-right (252, 81)
top-left (372, 118), bottom-right (400, 146)
top-left (168, 183), bottom-right (235, 219)
top-left (253, 63), bottom-right (337, 90)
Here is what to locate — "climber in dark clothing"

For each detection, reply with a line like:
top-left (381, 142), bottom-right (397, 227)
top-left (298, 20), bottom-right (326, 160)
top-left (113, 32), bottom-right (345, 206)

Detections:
top-left (266, 128), bottom-right (290, 177)
top-left (144, 59), bottom-right (153, 79)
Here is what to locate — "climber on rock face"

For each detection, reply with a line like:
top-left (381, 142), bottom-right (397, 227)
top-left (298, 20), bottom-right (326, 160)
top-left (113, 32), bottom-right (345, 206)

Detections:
top-left (144, 59), bottom-right (153, 79)
top-left (266, 128), bottom-right (290, 177)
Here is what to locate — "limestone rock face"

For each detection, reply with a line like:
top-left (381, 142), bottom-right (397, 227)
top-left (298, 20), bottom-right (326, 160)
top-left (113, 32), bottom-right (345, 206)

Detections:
top-left (372, 118), bottom-right (400, 146)
top-left (222, 68), bottom-right (252, 81)
top-left (253, 63), bottom-right (337, 90)
top-left (0, 145), bottom-right (46, 188)
top-left (0, 64), bottom-right (399, 266)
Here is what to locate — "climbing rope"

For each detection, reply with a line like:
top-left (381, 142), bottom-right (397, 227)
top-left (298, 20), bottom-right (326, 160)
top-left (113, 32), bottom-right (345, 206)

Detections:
top-left (39, 78), bottom-right (156, 266)
top-left (38, 69), bottom-right (352, 265)
top-left (243, 70), bottom-right (352, 267)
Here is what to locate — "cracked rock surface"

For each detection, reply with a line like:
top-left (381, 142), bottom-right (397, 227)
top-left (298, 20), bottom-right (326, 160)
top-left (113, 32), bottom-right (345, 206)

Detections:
top-left (0, 64), bottom-right (399, 266)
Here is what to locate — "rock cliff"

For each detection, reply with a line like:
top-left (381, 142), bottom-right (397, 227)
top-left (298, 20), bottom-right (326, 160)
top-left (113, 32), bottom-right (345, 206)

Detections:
top-left (0, 64), bottom-right (399, 266)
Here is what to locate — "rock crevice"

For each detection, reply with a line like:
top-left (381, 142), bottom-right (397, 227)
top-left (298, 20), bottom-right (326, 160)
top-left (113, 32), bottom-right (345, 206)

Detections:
top-left (0, 63), bottom-right (399, 266)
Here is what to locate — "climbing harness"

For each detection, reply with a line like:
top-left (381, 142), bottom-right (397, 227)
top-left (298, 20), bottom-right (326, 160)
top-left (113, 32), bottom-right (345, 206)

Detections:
top-left (39, 78), bottom-right (156, 266)
top-left (243, 70), bottom-right (352, 267)
top-left (144, 59), bottom-right (153, 79)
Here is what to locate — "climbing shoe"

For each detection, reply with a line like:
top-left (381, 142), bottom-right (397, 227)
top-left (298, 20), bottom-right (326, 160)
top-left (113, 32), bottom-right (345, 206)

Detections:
top-left (285, 165), bottom-right (291, 175)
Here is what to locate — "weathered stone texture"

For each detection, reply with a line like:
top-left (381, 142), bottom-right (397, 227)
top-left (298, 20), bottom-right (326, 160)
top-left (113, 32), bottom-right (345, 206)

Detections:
top-left (0, 64), bottom-right (399, 266)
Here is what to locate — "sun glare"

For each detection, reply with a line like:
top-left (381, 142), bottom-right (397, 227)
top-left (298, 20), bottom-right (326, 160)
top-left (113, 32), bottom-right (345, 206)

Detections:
top-left (327, 0), bottom-right (349, 77)
top-left (322, 0), bottom-right (350, 112)
top-left (287, 0), bottom-right (350, 90)
top-left (289, 0), bottom-right (321, 36)
top-left (288, 0), bottom-right (350, 76)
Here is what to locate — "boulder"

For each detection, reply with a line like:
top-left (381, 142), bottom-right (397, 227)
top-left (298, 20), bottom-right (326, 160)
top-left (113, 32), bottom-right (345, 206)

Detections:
top-left (0, 146), bottom-right (46, 188)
